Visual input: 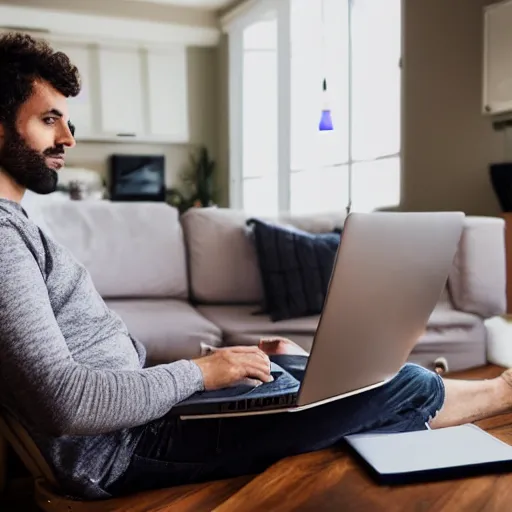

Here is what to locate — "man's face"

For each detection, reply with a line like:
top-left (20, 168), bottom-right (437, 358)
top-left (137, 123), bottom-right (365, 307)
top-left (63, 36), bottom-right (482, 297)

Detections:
top-left (0, 80), bottom-right (75, 195)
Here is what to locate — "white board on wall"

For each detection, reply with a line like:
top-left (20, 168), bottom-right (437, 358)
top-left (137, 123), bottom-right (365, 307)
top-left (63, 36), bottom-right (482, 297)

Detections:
top-left (483, 0), bottom-right (512, 115)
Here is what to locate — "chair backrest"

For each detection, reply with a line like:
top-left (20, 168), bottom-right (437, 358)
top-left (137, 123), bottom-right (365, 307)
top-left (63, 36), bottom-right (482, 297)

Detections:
top-left (0, 409), bottom-right (59, 489)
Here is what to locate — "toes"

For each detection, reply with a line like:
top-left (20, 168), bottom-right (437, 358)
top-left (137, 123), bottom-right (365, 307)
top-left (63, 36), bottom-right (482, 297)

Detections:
top-left (501, 369), bottom-right (512, 388)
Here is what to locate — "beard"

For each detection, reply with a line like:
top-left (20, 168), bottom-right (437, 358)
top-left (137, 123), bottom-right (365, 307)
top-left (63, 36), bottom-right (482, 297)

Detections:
top-left (0, 126), bottom-right (62, 195)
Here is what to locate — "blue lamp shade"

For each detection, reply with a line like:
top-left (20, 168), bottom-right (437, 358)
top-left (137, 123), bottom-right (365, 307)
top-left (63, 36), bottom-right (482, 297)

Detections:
top-left (318, 78), bottom-right (333, 131)
top-left (319, 110), bottom-right (333, 131)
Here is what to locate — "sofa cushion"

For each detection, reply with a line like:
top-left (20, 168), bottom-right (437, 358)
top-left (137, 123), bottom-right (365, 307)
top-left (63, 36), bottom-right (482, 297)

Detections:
top-left (40, 201), bottom-right (189, 299)
top-left (181, 207), bottom-right (347, 305)
top-left (247, 218), bottom-right (341, 321)
top-left (181, 208), bottom-right (264, 304)
top-left (448, 216), bottom-right (506, 318)
top-left (196, 304), bottom-right (320, 350)
top-left (409, 303), bottom-right (487, 371)
top-left (197, 304), bottom-right (486, 371)
top-left (410, 319), bottom-right (486, 372)
top-left (106, 299), bottom-right (222, 365)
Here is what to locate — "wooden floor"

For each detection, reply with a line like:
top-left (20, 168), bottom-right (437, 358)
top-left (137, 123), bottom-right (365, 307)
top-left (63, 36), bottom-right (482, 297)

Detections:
top-left (2, 365), bottom-right (512, 512)
top-left (216, 365), bottom-right (512, 512)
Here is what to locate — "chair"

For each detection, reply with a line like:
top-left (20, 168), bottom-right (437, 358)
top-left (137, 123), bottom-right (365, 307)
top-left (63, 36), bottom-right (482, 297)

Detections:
top-left (0, 409), bottom-right (106, 511)
top-left (0, 409), bottom-right (249, 512)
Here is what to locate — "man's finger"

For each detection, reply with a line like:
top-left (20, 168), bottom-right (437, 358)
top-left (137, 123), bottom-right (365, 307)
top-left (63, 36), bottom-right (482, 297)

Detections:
top-left (244, 350), bottom-right (270, 365)
top-left (244, 363), bottom-right (274, 383)
top-left (241, 357), bottom-right (271, 377)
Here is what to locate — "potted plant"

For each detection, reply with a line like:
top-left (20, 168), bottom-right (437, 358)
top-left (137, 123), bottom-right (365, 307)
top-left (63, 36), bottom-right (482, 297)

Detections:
top-left (173, 145), bottom-right (217, 212)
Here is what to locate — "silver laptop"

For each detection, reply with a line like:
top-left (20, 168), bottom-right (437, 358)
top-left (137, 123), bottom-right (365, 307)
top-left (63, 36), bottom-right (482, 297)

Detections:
top-left (175, 211), bottom-right (465, 420)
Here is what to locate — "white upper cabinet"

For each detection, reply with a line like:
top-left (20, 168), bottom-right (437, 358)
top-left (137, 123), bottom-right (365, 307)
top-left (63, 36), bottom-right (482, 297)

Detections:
top-left (483, 1), bottom-right (512, 115)
top-left (98, 45), bottom-right (145, 137)
top-left (53, 42), bottom-right (96, 137)
top-left (52, 39), bottom-right (189, 143)
top-left (146, 47), bottom-right (189, 143)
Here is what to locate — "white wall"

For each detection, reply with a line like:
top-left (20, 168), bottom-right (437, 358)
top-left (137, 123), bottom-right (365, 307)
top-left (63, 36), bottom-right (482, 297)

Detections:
top-left (66, 142), bottom-right (190, 187)
top-left (400, 0), bottom-right (504, 216)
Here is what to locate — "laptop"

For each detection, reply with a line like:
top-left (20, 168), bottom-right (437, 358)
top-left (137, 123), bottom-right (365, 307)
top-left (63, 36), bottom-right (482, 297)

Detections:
top-left (174, 211), bottom-right (465, 420)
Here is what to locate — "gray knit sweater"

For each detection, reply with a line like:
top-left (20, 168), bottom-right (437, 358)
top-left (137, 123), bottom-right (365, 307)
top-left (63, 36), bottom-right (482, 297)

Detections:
top-left (0, 198), bottom-right (204, 498)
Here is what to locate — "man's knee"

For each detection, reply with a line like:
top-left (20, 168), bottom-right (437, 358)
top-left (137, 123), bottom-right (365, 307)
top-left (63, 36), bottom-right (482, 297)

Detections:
top-left (397, 363), bottom-right (445, 414)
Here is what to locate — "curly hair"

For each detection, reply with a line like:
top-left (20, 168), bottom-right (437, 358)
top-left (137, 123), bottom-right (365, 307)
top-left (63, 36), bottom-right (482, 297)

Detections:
top-left (0, 32), bottom-right (81, 124)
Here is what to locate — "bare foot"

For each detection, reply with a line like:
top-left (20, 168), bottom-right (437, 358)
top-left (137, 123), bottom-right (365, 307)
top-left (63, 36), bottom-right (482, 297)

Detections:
top-left (259, 337), bottom-right (309, 356)
top-left (500, 368), bottom-right (512, 389)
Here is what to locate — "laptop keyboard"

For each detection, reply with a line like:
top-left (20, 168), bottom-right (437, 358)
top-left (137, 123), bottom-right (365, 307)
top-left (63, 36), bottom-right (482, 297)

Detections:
top-left (172, 363), bottom-right (301, 416)
top-left (219, 391), bottom-right (298, 413)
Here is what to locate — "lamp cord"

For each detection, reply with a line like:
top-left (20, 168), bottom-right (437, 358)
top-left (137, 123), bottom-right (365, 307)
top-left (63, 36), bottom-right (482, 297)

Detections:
top-left (321, 0), bottom-right (326, 85)
top-left (347, 0), bottom-right (353, 214)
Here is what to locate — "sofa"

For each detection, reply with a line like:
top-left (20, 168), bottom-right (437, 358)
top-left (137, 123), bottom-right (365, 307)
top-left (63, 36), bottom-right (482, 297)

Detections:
top-left (31, 200), bottom-right (506, 373)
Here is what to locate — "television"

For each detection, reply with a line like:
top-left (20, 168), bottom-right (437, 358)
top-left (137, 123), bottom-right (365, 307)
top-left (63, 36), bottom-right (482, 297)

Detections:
top-left (109, 154), bottom-right (166, 202)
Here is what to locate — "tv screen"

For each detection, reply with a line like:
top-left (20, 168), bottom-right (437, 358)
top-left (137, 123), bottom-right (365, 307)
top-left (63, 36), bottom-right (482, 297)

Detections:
top-left (109, 154), bottom-right (166, 202)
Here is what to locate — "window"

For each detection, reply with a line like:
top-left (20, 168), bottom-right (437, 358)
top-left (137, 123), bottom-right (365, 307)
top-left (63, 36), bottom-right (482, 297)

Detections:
top-left (224, 0), bottom-right (401, 215)
top-left (241, 16), bottom-right (279, 216)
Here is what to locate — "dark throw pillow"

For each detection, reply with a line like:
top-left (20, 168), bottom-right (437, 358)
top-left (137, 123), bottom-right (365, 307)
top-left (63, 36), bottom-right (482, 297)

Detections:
top-left (246, 218), bottom-right (342, 322)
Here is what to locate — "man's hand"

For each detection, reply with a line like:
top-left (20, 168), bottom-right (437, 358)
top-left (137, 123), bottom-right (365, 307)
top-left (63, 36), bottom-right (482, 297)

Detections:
top-left (259, 337), bottom-right (309, 356)
top-left (193, 346), bottom-right (273, 391)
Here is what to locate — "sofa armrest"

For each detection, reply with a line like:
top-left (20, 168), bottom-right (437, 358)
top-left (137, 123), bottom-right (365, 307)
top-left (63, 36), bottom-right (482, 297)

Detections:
top-left (448, 216), bottom-right (506, 318)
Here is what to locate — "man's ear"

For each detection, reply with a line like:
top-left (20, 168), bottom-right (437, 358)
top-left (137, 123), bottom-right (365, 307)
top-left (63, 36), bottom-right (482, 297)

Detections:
top-left (0, 123), bottom-right (5, 145)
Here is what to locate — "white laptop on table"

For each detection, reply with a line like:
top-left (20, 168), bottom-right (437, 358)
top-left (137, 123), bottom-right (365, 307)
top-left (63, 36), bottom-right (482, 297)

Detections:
top-left (173, 211), bottom-right (465, 420)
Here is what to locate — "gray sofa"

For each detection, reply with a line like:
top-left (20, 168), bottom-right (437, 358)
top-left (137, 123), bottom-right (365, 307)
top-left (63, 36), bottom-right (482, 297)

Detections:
top-left (34, 201), bottom-right (506, 373)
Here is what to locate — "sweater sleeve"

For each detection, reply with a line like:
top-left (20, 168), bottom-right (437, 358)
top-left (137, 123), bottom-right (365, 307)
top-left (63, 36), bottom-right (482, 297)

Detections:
top-left (0, 220), bottom-right (204, 436)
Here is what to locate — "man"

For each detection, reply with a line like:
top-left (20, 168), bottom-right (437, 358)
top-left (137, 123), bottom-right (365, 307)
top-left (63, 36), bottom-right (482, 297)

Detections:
top-left (1, 32), bottom-right (512, 501)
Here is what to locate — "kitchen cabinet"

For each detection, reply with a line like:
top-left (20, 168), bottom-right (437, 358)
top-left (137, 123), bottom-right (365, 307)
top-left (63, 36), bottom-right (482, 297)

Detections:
top-left (484, 1), bottom-right (512, 115)
top-left (52, 40), bottom-right (189, 143)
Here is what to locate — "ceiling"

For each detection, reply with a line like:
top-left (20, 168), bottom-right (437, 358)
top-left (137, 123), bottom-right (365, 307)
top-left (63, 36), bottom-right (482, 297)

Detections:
top-left (121, 0), bottom-right (234, 9)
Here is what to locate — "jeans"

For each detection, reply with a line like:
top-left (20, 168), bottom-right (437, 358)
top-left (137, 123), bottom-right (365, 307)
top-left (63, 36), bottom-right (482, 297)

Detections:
top-left (107, 356), bottom-right (445, 496)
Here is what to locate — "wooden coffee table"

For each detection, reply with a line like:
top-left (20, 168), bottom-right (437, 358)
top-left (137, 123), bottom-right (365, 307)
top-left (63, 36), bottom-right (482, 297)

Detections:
top-left (122, 364), bottom-right (512, 512)
top-left (212, 365), bottom-right (512, 512)
top-left (8, 365), bottom-right (507, 512)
